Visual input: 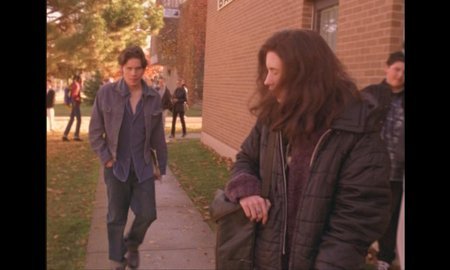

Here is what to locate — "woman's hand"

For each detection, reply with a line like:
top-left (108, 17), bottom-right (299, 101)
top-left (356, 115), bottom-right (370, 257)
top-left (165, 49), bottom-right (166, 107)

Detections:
top-left (239, 195), bottom-right (272, 224)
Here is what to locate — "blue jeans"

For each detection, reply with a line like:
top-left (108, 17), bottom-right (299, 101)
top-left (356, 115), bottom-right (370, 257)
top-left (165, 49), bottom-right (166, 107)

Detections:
top-left (104, 167), bottom-right (157, 261)
top-left (63, 102), bottom-right (81, 138)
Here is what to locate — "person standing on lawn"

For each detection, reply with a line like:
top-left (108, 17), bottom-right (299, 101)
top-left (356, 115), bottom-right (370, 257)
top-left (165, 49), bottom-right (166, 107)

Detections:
top-left (62, 75), bottom-right (83, 141)
top-left (46, 79), bottom-right (56, 132)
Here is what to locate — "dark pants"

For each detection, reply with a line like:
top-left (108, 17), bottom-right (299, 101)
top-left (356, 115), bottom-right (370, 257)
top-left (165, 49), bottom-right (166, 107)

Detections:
top-left (378, 181), bottom-right (403, 263)
top-left (104, 168), bottom-right (157, 262)
top-left (63, 102), bottom-right (81, 138)
top-left (170, 110), bottom-right (186, 136)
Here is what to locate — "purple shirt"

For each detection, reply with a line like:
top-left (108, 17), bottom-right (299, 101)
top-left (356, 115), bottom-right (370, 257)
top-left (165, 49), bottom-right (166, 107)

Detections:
top-left (113, 90), bottom-right (153, 183)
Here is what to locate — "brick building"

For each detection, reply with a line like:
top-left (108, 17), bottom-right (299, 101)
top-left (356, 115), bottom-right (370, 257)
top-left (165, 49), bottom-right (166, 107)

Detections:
top-left (201, 0), bottom-right (404, 160)
top-left (149, 0), bottom-right (207, 102)
top-left (149, 0), bottom-right (187, 92)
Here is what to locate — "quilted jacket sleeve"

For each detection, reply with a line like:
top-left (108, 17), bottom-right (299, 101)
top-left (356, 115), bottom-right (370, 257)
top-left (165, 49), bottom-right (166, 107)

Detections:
top-left (314, 132), bottom-right (391, 269)
top-left (225, 122), bottom-right (263, 203)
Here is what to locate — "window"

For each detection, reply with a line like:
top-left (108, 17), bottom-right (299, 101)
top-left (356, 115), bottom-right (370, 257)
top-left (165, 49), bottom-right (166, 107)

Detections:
top-left (217, 0), bottom-right (235, 10)
top-left (314, 0), bottom-right (339, 51)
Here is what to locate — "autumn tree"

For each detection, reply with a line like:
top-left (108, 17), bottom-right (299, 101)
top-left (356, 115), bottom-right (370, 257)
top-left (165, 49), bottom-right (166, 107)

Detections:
top-left (47, 0), bottom-right (164, 79)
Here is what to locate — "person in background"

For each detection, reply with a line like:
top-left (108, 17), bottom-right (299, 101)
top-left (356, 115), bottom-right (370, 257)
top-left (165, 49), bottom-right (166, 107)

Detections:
top-left (62, 75), bottom-right (83, 141)
top-left (222, 29), bottom-right (391, 269)
top-left (46, 79), bottom-right (56, 132)
top-left (181, 79), bottom-right (189, 111)
top-left (361, 51), bottom-right (405, 270)
top-left (89, 45), bottom-right (167, 270)
top-left (155, 77), bottom-right (173, 131)
top-left (169, 78), bottom-right (187, 138)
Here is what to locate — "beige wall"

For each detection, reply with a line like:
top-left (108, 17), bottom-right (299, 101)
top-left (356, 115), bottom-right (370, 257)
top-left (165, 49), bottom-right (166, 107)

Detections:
top-left (202, 0), bottom-right (404, 159)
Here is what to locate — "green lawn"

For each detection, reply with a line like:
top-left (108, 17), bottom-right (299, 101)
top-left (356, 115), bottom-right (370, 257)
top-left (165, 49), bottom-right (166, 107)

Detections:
top-left (167, 139), bottom-right (231, 230)
top-left (54, 103), bottom-right (93, 117)
top-left (47, 132), bottom-right (99, 270)
top-left (54, 102), bottom-right (202, 117)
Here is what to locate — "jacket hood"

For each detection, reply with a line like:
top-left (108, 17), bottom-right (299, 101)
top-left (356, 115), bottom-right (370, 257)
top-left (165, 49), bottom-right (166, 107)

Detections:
top-left (331, 94), bottom-right (382, 133)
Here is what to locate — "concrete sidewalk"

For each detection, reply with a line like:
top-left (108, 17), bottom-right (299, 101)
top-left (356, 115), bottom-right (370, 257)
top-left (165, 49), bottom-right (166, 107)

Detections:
top-left (50, 116), bottom-right (202, 135)
top-left (84, 167), bottom-right (215, 269)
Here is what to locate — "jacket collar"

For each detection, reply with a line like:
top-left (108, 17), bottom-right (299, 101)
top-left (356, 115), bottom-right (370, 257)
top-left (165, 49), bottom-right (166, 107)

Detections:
top-left (114, 78), bottom-right (156, 97)
top-left (331, 94), bottom-right (380, 133)
top-left (331, 98), bottom-right (366, 133)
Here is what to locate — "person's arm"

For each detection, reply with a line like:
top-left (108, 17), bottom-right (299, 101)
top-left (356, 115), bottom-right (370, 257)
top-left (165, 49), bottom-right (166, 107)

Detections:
top-left (225, 123), bottom-right (262, 202)
top-left (88, 88), bottom-right (112, 166)
top-left (314, 132), bottom-right (391, 269)
top-left (150, 99), bottom-right (168, 177)
top-left (162, 88), bottom-right (172, 110)
top-left (225, 122), bottom-right (272, 224)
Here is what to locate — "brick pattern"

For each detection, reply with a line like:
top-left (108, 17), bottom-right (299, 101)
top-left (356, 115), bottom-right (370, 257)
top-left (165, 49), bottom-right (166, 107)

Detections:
top-left (203, 0), bottom-right (404, 155)
top-left (337, 0), bottom-right (404, 88)
top-left (203, 0), bottom-right (303, 152)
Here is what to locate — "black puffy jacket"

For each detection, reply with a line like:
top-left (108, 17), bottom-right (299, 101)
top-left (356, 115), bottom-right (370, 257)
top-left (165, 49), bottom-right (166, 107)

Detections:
top-left (226, 97), bottom-right (391, 270)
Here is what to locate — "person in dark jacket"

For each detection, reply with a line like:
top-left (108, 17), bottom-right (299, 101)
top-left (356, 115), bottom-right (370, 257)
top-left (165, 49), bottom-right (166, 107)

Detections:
top-left (361, 51), bottom-right (404, 270)
top-left (62, 74), bottom-right (83, 141)
top-left (89, 45), bottom-right (168, 270)
top-left (223, 29), bottom-right (391, 270)
top-left (46, 79), bottom-right (56, 132)
top-left (155, 77), bottom-right (172, 131)
top-left (169, 78), bottom-right (188, 138)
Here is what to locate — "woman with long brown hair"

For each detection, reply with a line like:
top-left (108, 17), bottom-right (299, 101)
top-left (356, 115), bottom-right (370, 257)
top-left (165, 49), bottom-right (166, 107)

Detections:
top-left (222, 29), bottom-right (391, 269)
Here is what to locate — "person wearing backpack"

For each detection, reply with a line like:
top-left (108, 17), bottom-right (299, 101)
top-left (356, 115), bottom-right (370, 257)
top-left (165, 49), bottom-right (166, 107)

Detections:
top-left (62, 75), bottom-right (83, 141)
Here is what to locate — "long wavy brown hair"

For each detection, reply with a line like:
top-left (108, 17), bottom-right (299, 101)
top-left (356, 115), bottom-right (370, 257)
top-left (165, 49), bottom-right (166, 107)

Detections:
top-left (250, 29), bottom-right (360, 143)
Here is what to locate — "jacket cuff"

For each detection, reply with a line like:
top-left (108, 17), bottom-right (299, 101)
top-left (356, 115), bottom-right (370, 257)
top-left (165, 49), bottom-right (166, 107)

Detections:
top-left (225, 172), bottom-right (261, 203)
top-left (100, 150), bottom-right (112, 166)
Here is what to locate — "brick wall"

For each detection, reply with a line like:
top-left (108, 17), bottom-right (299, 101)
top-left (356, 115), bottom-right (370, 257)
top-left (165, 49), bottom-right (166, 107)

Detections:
top-left (202, 0), bottom-right (304, 155)
top-left (202, 0), bottom-right (404, 158)
top-left (338, 0), bottom-right (404, 89)
top-left (177, 0), bottom-right (208, 104)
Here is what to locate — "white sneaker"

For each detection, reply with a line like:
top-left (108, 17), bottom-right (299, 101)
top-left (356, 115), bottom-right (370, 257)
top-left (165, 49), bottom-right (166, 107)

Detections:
top-left (377, 260), bottom-right (390, 270)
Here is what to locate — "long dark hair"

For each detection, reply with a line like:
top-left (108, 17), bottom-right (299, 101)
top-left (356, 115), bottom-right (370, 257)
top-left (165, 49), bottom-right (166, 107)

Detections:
top-left (250, 29), bottom-right (360, 143)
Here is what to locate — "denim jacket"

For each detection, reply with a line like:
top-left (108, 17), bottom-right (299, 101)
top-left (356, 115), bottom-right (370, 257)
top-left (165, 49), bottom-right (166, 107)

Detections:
top-left (89, 79), bottom-right (167, 175)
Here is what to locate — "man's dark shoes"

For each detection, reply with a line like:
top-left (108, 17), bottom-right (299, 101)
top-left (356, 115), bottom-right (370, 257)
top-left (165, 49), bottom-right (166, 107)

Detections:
top-left (62, 136), bottom-right (70, 142)
top-left (73, 137), bottom-right (83, 141)
top-left (182, 133), bottom-right (187, 138)
top-left (125, 249), bottom-right (139, 269)
top-left (110, 259), bottom-right (126, 270)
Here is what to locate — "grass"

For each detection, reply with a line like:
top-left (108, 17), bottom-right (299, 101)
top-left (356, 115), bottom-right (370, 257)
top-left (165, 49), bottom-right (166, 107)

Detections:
top-left (47, 132), bottom-right (99, 270)
top-left (54, 103), bottom-right (93, 117)
top-left (54, 102), bottom-right (202, 117)
top-left (167, 139), bottom-right (231, 230)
